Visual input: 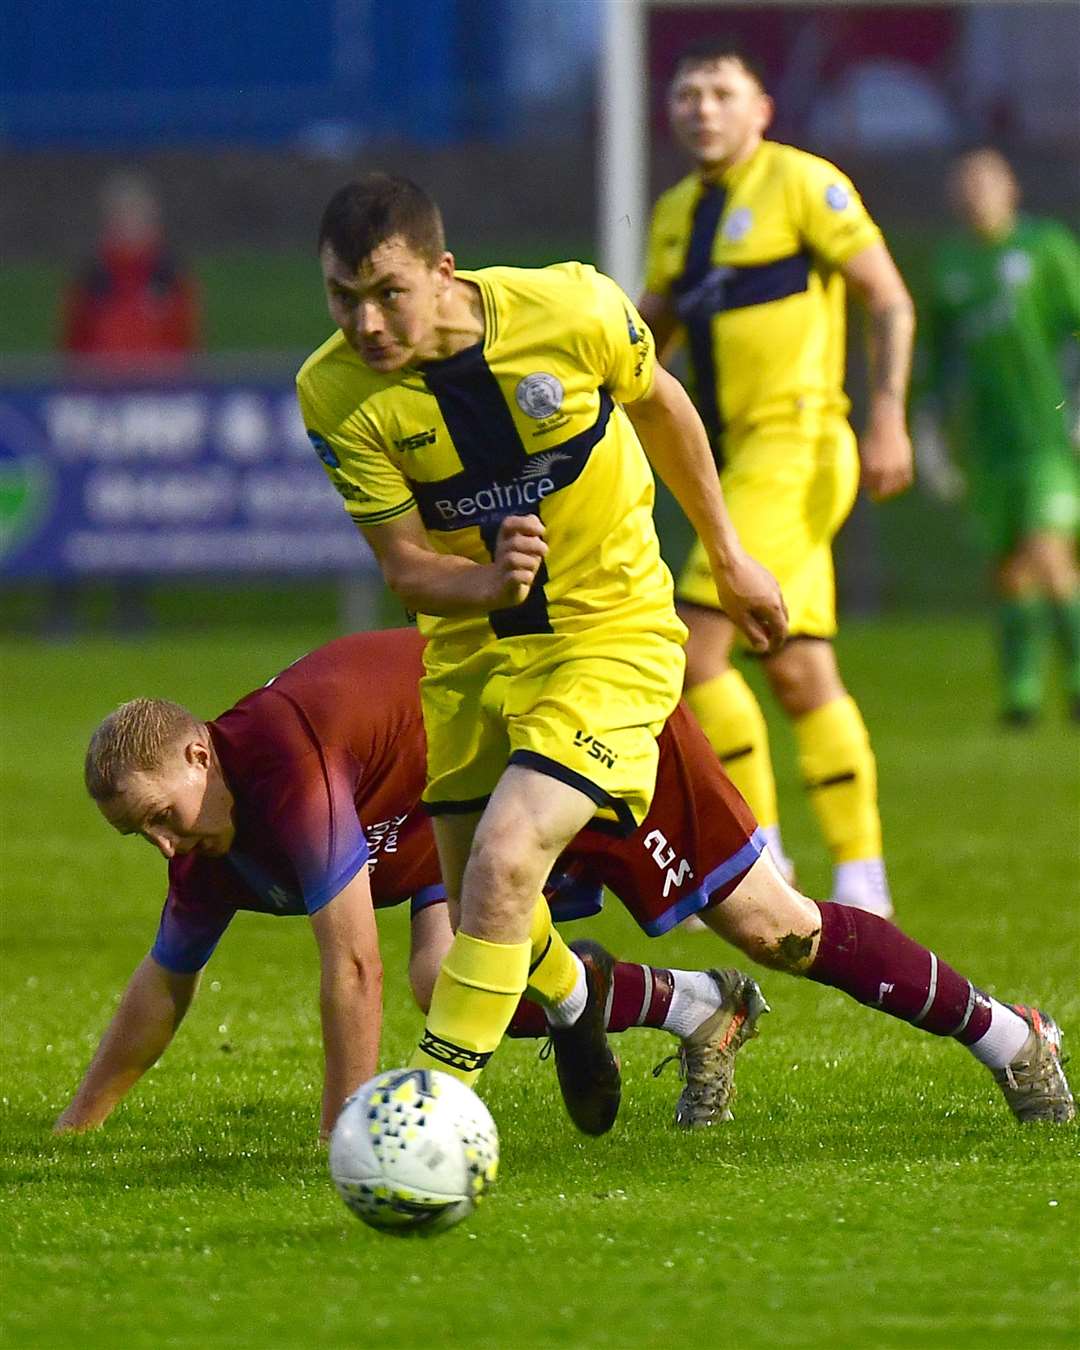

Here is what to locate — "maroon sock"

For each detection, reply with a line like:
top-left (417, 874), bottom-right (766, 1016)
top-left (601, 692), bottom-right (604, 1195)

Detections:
top-left (606, 962), bottom-right (675, 1032)
top-left (507, 1000), bottom-right (547, 1038)
top-left (809, 901), bottom-right (993, 1044)
top-left (505, 962), bottom-right (676, 1038)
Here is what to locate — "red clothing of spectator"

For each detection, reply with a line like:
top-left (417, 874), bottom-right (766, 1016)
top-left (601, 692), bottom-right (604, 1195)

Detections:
top-left (61, 234), bottom-right (200, 360)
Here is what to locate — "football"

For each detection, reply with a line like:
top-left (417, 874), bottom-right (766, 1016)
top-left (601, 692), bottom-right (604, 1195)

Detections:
top-left (328, 1067), bottom-right (499, 1236)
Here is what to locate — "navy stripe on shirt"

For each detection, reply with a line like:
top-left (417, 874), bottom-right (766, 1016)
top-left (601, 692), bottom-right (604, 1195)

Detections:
top-left (419, 344), bottom-right (614, 637)
top-left (672, 184), bottom-right (727, 448)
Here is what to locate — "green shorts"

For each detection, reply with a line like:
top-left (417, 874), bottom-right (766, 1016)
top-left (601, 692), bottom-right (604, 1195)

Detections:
top-left (972, 457), bottom-right (1079, 556)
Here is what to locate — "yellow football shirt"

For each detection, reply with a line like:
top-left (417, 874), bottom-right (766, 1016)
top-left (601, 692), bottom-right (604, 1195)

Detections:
top-left (644, 140), bottom-right (882, 444)
top-left (297, 262), bottom-right (683, 650)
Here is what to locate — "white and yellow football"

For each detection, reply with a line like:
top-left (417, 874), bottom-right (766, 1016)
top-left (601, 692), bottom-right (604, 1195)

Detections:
top-left (329, 1068), bottom-right (499, 1236)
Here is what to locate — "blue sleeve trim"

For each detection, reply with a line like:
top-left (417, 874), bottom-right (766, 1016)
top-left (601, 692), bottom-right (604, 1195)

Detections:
top-left (150, 897), bottom-right (231, 973)
top-left (640, 828), bottom-right (766, 937)
top-left (302, 844), bottom-right (369, 916)
top-left (150, 934), bottom-right (224, 974)
top-left (410, 885), bottom-right (448, 917)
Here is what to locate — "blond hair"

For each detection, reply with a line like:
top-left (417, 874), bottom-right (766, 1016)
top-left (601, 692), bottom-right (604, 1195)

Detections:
top-left (84, 698), bottom-right (204, 801)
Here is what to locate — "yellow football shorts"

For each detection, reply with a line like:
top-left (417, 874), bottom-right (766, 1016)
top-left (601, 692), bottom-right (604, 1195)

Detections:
top-left (420, 630), bottom-right (686, 834)
top-left (677, 416), bottom-right (860, 641)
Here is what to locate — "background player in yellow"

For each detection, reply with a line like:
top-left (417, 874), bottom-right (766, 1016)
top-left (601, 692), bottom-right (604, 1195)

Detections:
top-left (639, 39), bottom-right (916, 919)
top-left (297, 174), bottom-right (787, 1132)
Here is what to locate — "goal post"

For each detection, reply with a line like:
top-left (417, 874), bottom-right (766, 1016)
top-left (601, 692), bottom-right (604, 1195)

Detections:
top-left (597, 0), bottom-right (649, 295)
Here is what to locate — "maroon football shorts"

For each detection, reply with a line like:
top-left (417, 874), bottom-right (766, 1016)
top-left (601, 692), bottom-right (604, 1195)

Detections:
top-left (548, 701), bottom-right (765, 935)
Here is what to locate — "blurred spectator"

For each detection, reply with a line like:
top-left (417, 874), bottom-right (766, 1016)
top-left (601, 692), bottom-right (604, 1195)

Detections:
top-left (48, 174), bottom-right (201, 637)
top-left (60, 173), bottom-right (201, 365)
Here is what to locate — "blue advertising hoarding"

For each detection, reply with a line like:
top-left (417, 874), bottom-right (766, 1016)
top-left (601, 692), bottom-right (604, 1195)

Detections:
top-left (0, 378), bottom-right (376, 578)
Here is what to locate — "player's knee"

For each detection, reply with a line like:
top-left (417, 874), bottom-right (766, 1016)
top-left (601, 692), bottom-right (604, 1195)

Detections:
top-left (996, 552), bottom-right (1032, 596)
top-left (717, 914), bottom-right (817, 972)
top-left (765, 660), bottom-right (806, 713)
top-left (745, 928), bottom-right (819, 973)
top-left (409, 903), bottom-right (454, 1010)
top-left (678, 603), bottom-right (737, 686)
top-left (1030, 535), bottom-right (1077, 595)
top-left (463, 829), bottom-right (544, 921)
top-left (766, 642), bottom-right (844, 717)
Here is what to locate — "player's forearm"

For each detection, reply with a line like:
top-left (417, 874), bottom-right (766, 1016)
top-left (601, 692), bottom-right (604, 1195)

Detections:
top-left (319, 958), bottom-right (383, 1139)
top-left (843, 244), bottom-right (916, 436)
top-left (378, 540), bottom-right (508, 617)
top-left (55, 957), bottom-right (195, 1132)
top-left (865, 296), bottom-right (916, 424)
top-left (626, 369), bottom-right (741, 568)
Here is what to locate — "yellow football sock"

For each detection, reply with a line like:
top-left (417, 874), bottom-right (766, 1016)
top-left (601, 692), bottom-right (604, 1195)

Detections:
top-left (524, 897), bottom-right (580, 1007)
top-left (685, 669), bottom-right (780, 828)
top-left (794, 694), bottom-right (882, 864)
top-left (410, 930), bottom-right (530, 1087)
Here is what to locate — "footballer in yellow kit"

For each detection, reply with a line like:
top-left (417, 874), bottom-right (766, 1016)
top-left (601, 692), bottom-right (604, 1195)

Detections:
top-left (296, 174), bottom-right (785, 1112)
top-left (645, 130), bottom-right (882, 632)
top-left (640, 40), bottom-right (915, 918)
top-left (298, 258), bottom-right (687, 830)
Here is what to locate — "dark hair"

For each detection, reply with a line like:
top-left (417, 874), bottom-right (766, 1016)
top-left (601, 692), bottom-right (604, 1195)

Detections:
top-left (672, 37), bottom-right (767, 92)
top-left (318, 174), bottom-right (445, 273)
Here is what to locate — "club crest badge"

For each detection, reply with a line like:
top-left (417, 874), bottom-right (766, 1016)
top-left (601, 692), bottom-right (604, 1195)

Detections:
top-left (825, 183), bottom-right (850, 212)
top-left (722, 207), bottom-right (753, 242)
top-left (515, 373), bottom-right (564, 420)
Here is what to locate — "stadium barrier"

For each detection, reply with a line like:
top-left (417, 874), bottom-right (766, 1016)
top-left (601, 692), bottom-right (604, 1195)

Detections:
top-left (0, 360), bottom-right (985, 629)
top-left (0, 363), bottom-right (377, 586)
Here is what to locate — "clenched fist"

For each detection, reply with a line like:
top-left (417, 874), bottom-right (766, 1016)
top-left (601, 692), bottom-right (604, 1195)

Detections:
top-left (489, 514), bottom-right (548, 609)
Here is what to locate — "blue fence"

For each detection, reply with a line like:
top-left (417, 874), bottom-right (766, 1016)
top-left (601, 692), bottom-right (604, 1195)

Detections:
top-left (0, 377), bottom-right (376, 578)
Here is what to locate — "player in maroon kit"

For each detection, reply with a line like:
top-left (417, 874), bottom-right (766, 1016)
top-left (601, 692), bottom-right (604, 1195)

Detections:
top-left (56, 630), bottom-right (1073, 1139)
top-left (58, 628), bottom-right (767, 1139)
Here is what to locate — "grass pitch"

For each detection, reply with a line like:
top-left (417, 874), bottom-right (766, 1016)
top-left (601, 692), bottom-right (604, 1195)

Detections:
top-left (2, 616), bottom-right (1078, 1349)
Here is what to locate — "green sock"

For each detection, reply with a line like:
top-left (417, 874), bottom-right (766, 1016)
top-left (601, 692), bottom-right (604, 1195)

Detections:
top-left (999, 595), bottom-right (1045, 715)
top-left (1048, 590), bottom-right (1080, 702)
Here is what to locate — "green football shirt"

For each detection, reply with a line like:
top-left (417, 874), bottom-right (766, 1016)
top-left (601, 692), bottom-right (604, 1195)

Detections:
top-left (922, 216), bottom-right (1080, 471)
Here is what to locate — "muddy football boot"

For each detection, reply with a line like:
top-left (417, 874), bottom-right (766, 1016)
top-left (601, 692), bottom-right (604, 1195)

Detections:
top-left (991, 1005), bottom-right (1075, 1123)
top-left (654, 968), bottom-right (769, 1128)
